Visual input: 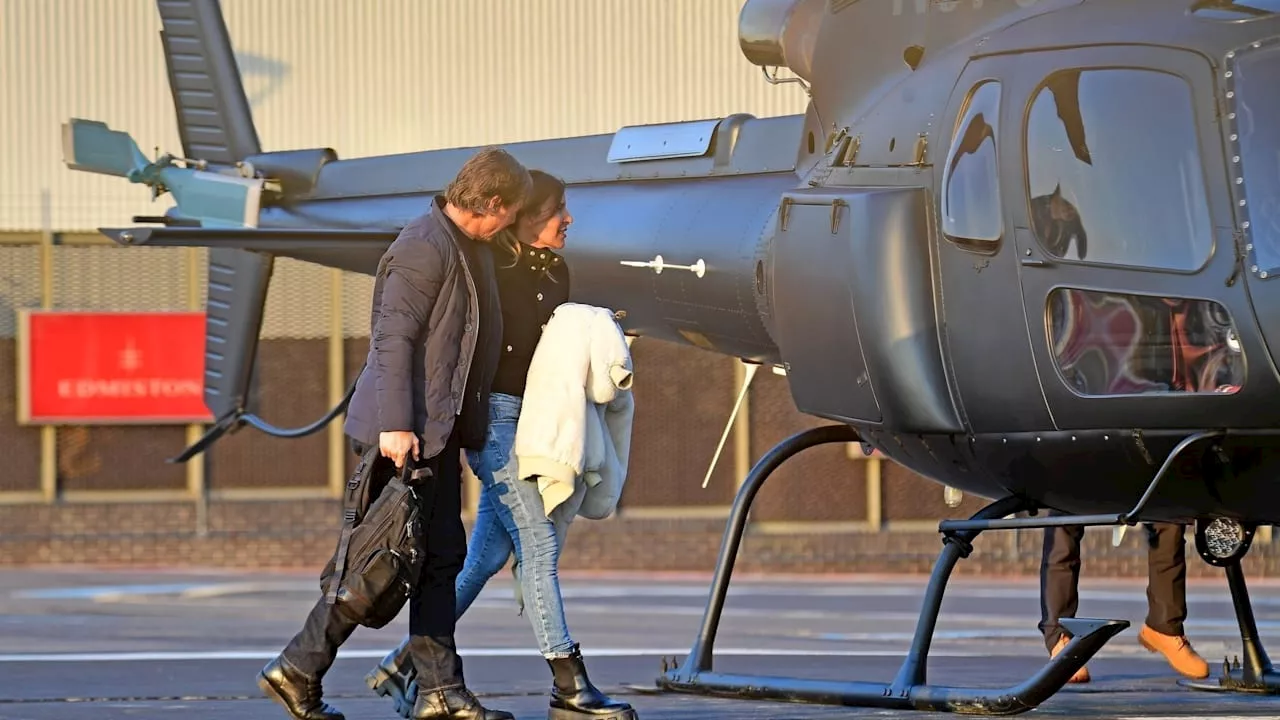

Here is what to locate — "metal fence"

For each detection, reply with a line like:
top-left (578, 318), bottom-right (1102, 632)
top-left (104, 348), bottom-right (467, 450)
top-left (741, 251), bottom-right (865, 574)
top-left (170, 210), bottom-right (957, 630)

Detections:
top-left (0, 192), bottom-right (995, 534)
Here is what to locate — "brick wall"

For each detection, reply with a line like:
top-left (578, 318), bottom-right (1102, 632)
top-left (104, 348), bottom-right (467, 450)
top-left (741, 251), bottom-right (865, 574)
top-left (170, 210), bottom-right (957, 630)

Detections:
top-left (0, 499), bottom-right (1276, 578)
top-left (2, 327), bottom-right (1277, 578)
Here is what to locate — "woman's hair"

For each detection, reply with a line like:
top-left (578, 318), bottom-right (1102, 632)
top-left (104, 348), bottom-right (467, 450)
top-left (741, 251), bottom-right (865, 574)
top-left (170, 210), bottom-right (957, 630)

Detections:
top-left (493, 169), bottom-right (566, 267)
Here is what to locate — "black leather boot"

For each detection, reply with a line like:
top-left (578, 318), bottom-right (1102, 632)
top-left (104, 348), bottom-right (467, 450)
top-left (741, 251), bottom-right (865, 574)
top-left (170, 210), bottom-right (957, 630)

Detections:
top-left (403, 634), bottom-right (511, 719)
top-left (410, 686), bottom-right (514, 720)
top-left (257, 655), bottom-right (345, 720)
top-left (547, 645), bottom-right (637, 720)
top-left (366, 634), bottom-right (419, 719)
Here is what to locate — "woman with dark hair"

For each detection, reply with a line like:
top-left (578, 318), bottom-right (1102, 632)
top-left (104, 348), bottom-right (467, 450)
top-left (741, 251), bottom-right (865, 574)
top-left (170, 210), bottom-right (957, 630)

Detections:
top-left (367, 170), bottom-right (637, 720)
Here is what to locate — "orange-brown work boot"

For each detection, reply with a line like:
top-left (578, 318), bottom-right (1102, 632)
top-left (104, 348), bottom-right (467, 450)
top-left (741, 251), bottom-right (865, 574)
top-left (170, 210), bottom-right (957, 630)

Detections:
top-left (1050, 634), bottom-right (1091, 683)
top-left (1138, 624), bottom-right (1209, 679)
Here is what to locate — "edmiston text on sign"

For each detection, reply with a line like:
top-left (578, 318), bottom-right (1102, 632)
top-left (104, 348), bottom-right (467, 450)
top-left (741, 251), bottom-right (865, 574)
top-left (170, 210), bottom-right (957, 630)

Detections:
top-left (18, 310), bottom-right (213, 424)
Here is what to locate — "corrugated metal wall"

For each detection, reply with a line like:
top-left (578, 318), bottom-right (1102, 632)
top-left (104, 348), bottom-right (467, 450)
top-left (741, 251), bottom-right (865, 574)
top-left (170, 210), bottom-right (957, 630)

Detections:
top-left (2, 0), bottom-right (811, 232)
top-left (0, 0), bottom-right (934, 522)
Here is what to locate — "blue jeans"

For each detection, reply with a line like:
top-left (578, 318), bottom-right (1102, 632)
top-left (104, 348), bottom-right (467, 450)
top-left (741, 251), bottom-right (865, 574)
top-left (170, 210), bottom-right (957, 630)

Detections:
top-left (455, 393), bottom-right (574, 657)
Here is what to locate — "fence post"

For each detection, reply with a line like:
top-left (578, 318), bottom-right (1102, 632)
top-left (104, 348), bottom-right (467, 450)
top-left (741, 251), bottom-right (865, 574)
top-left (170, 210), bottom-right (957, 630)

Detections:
top-left (732, 360), bottom-right (753, 490)
top-left (187, 247), bottom-right (208, 536)
top-left (38, 190), bottom-right (57, 503)
top-left (865, 453), bottom-right (882, 531)
top-left (328, 268), bottom-right (345, 497)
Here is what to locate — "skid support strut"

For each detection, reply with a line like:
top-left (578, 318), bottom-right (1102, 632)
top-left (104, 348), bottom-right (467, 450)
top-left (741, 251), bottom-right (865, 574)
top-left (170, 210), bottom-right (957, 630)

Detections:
top-left (1182, 560), bottom-right (1280, 694)
top-left (656, 426), bottom-right (1128, 715)
top-left (678, 424), bottom-right (859, 672)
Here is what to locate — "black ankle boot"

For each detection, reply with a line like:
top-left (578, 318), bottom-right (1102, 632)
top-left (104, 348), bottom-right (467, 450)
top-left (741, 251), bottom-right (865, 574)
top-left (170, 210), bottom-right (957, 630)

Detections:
top-left (411, 686), bottom-right (514, 720)
top-left (547, 645), bottom-right (637, 720)
top-left (257, 655), bottom-right (345, 720)
top-left (366, 635), bottom-right (419, 719)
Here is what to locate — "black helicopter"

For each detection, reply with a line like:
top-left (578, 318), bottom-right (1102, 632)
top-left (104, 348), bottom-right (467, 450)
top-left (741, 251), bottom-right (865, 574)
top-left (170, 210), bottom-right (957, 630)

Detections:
top-left (61, 0), bottom-right (1280, 714)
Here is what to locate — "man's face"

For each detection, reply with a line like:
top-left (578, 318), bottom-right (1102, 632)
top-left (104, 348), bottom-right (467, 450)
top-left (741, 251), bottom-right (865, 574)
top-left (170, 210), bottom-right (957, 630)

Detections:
top-left (474, 196), bottom-right (521, 239)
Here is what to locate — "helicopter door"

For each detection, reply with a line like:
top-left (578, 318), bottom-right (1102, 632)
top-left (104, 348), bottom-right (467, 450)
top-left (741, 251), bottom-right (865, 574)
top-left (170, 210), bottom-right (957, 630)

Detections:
top-left (935, 57), bottom-right (1053, 434)
top-left (1228, 39), bottom-right (1280, 412)
top-left (1009, 45), bottom-right (1257, 431)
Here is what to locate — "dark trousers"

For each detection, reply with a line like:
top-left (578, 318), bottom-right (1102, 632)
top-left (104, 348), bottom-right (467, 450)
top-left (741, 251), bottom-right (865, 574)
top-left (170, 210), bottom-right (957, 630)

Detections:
top-left (1038, 519), bottom-right (1187, 651)
top-left (281, 428), bottom-right (469, 691)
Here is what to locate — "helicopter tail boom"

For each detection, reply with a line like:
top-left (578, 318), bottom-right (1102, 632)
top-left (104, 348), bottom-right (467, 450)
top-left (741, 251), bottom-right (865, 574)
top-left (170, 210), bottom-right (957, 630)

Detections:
top-left (60, 0), bottom-right (278, 457)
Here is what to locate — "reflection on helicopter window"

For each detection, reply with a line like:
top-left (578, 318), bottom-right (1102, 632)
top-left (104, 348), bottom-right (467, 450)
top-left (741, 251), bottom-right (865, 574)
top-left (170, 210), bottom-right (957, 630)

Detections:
top-left (942, 80), bottom-right (1002, 248)
top-left (1231, 43), bottom-right (1280, 273)
top-left (1189, 0), bottom-right (1280, 21)
top-left (1025, 69), bottom-right (1213, 271)
top-left (1047, 288), bottom-right (1244, 396)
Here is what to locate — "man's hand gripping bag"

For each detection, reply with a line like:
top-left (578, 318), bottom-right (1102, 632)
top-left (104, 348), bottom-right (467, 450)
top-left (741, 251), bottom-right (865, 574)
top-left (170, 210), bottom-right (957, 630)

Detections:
top-left (319, 445), bottom-right (427, 628)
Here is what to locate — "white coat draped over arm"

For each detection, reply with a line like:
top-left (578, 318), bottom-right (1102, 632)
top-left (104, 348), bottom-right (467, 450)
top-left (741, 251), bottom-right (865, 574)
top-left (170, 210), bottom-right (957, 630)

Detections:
top-left (514, 302), bottom-right (634, 519)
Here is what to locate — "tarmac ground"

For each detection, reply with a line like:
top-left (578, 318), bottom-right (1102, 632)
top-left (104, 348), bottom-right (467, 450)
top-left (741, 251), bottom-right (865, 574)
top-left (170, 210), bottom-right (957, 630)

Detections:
top-left (1, 568), bottom-right (1280, 719)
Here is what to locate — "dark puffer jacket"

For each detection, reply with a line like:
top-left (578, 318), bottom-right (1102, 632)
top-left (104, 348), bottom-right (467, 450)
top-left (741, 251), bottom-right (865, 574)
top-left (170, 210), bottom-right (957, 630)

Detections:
top-left (343, 196), bottom-right (487, 461)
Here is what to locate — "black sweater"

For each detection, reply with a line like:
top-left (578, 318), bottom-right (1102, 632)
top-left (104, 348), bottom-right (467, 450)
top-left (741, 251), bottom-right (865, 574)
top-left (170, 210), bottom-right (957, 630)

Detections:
top-left (490, 242), bottom-right (571, 397)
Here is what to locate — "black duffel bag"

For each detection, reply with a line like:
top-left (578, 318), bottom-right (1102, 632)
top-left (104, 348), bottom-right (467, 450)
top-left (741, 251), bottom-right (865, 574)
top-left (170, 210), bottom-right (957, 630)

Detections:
top-left (319, 445), bottom-right (428, 629)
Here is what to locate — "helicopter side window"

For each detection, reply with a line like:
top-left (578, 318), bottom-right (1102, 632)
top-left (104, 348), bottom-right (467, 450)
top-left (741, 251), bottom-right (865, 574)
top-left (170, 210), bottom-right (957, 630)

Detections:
top-left (1189, 0), bottom-right (1280, 22)
top-left (1228, 40), bottom-right (1280, 277)
top-left (1047, 288), bottom-right (1244, 396)
top-left (941, 80), bottom-right (1002, 250)
top-left (1025, 68), bottom-right (1213, 272)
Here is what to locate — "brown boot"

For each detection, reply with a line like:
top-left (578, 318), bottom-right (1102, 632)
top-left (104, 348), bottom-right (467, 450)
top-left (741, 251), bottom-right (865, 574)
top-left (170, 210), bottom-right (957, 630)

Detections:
top-left (1050, 634), bottom-right (1091, 684)
top-left (1138, 624), bottom-right (1209, 679)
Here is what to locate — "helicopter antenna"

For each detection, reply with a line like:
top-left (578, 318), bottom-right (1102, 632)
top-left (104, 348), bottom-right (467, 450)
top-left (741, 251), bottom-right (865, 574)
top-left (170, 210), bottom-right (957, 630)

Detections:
top-left (701, 361), bottom-right (760, 489)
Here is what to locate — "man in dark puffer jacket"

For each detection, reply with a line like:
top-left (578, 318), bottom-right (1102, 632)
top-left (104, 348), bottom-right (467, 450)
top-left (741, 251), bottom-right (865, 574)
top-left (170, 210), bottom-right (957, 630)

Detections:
top-left (258, 147), bottom-right (532, 720)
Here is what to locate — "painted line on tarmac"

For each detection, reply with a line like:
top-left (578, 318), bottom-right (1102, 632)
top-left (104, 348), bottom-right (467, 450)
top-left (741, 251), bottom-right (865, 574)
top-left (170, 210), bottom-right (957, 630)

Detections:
top-left (0, 647), bottom-right (993, 663)
top-left (814, 617), bottom-right (1280, 641)
top-left (15, 582), bottom-right (1280, 607)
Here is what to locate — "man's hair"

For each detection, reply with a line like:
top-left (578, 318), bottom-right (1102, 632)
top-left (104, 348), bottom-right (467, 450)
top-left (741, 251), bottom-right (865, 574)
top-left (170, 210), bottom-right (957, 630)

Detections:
top-left (444, 147), bottom-right (533, 214)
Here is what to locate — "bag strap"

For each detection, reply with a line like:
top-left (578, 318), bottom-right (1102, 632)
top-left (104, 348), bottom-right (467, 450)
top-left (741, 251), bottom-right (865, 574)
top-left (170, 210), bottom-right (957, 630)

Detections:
top-left (324, 445), bottom-right (379, 604)
top-left (324, 506), bottom-right (359, 605)
top-left (405, 463), bottom-right (433, 485)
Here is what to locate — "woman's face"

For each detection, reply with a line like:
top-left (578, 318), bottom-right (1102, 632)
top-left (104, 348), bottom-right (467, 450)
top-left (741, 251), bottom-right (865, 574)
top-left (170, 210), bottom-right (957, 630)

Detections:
top-left (520, 195), bottom-right (572, 250)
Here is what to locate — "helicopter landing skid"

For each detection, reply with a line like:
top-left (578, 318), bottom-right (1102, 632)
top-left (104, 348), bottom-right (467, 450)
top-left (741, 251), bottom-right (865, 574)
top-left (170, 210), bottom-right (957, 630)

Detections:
top-left (1180, 559), bottom-right (1280, 695)
top-left (654, 424), bottom-right (1129, 715)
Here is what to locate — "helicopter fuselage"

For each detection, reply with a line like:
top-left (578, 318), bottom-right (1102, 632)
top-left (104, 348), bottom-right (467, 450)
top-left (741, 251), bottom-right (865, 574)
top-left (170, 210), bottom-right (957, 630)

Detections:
top-left (110, 0), bottom-right (1280, 525)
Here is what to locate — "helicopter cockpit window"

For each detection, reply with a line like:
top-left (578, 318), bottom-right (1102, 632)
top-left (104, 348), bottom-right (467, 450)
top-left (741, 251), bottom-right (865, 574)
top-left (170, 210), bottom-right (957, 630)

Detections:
top-left (1227, 41), bottom-right (1280, 277)
top-left (1047, 288), bottom-right (1245, 396)
top-left (1025, 69), bottom-right (1213, 271)
top-left (1189, 0), bottom-right (1280, 22)
top-left (942, 80), bottom-right (1002, 250)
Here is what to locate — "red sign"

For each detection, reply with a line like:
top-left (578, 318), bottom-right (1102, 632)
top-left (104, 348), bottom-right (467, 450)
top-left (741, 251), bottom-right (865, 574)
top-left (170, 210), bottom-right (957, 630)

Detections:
top-left (17, 310), bottom-right (213, 424)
